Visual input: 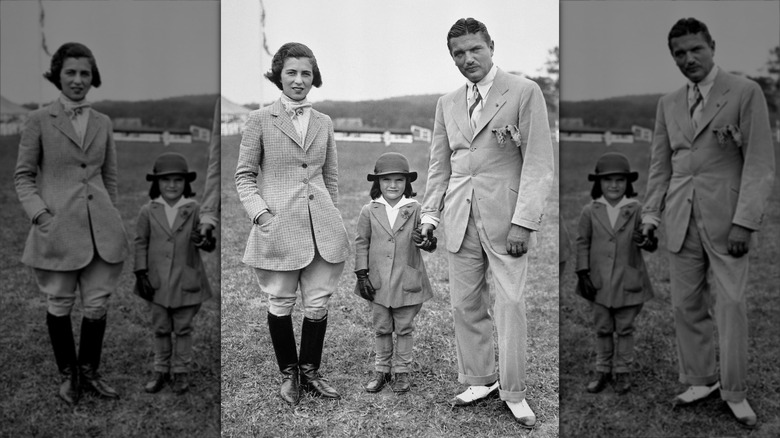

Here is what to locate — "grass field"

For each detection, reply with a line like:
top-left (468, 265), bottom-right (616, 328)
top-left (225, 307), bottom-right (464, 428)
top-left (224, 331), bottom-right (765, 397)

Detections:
top-left (558, 140), bottom-right (780, 438)
top-left (220, 135), bottom-right (561, 437)
top-left (0, 135), bottom-right (221, 437)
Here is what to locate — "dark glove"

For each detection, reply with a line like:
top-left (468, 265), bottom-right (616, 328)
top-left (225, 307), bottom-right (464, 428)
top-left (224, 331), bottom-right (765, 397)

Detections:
top-left (422, 235), bottom-right (437, 252)
top-left (411, 227), bottom-right (424, 245)
top-left (192, 229), bottom-right (216, 252)
top-left (191, 230), bottom-right (205, 245)
top-left (638, 235), bottom-right (658, 252)
top-left (355, 269), bottom-right (376, 301)
top-left (414, 227), bottom-right (437, 252)
top-left (134, 270), bottom-right (155, 301)
top-left (576, 269), bottom-right (597, 302)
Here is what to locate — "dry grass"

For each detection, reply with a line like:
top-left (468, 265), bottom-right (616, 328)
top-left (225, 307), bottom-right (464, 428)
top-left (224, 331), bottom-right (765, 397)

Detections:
top-left (220, 135), bottom-right (560, 437)
top-left (0, 136), bottom-right (221, 437)
top-left (559, 140), bottom-right (780, 438)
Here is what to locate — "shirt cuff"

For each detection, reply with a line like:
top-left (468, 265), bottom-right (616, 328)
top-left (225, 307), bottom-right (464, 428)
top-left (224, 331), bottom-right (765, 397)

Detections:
top-left (32, 209), bottom-right (49, 225)
top-left (420, 214), bottom-right (439, 228)
top-left (253, 209), bottom-right (269, 224)
top-left (641, 216), bottom-right (660, 227)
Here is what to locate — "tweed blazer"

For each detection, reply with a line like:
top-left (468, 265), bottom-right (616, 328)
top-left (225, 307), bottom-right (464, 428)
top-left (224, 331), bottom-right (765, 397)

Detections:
top-left (14, 101), bottom-right (128, 270)
top-left (643, 70), bottom-right (775, 253)
top-left (354, 200), bottom-right (433, 308)
top-left (421, 69), bottom-right (555, 254)
top-left (235, 99), bottom-right (350, 271)
top-left (133, 200), bottom-right (212, 308)
top-left (576, 199), bottom-right (654, 308)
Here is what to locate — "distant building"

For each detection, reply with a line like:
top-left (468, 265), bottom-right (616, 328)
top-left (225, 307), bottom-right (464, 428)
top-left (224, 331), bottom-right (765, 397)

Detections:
top-left (221, 95), bottom-right (252, 135)
top-left (190, 125), bottom-right (211, 142)
top-left (631, 125), bottom-right (653, 142)
top-left (560, 126), bottom-right (634, 145)
top-left (334, 127), bottom-right (413, 146)
top-left (0, 95), bottom-right (29, 136)
top-left (410, 125), bottom-right (432, 143)
top-left (113, 126), bottom-right (193, 144)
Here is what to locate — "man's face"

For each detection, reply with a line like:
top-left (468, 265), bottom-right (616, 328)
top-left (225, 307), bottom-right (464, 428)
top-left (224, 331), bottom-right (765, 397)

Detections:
top-left (449, 32), bottom-right (494, 83)
top-left (670, 32), bottom-right (715, 83)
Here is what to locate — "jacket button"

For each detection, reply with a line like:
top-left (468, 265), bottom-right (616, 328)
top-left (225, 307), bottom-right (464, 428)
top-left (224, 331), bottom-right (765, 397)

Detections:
top-left (80, 163), bottom-right (86, 168)
top-left (302, 163), bottom-right (308, 168)
top-left (399, 227), bottom-right (403, 231)
top-left (303, 178), bottom-right (309, 184)
top-left (309, 194), bottom-right (314, 200)
top-left (87, 194), bottom-right (93, 200)
top-left (388, 238), bottom-right (393, 242)
top-left (466, 199), bottom-right (471, 204)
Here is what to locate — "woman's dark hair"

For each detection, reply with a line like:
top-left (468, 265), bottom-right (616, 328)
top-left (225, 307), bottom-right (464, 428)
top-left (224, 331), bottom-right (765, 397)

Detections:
top-left (590, 177), bottom-right (638, 200)
top-left (148, 178), bottom-right (196, 200)
top-left (370, 177), bottom-right (417, 200)
top-left (667, 18), bottom-right (714, 52)
top-left (447, 18), bottom-right (492, 53)
top-left (264, 42), bottom-right (322, 90)
top-left (43, 42), bottom-right (102, 90)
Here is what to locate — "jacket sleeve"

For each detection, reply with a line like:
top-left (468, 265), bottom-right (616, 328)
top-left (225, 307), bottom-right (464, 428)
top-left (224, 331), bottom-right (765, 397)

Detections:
top-left (575, 203), bottom-right (593, 272)
top-left (354, 205), bottom-right (371, 271)
top-left (133, 204), bottom-right (151, 272)
top-left (642, 98), bottom-right (671, 225)
top-left (101, 116), bottom-right (119, 205)
top-left (420, 96), bottom-right (452, 221)
top-left (235, 111), bottom-right (269, 221)
top-left (14, 112), bottom-right (48, 222)
top-left (200, 99), bottom-right (221, 226)
top-left (322, 116), bottom-right (340, 207)
top-left (512, 80), bottom-right (555, 231)
top-left (732, 81), bottom-right (775, 231)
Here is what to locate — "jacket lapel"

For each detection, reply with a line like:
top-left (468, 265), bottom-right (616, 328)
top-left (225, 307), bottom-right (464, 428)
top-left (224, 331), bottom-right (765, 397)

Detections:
top-left (670, 86), bottom-right (693, 144)
top-left (392, 204), bottom-right (415, 233)
top-left (303, 112), bottom-right (323, 152)
top-left (473, 69), bottom-right (508, 137)
top-left (270, 100), bottom-right (304, 149)
top-left (449, 85), bottom-right (473, 142)
top-left (82, 111), bottom-right (100, 152)
top-left (694, 72), bottom-right (729, 139)
top-left (614, 202), bottom-right (638, 233)
top-left (369, 203), bottom-right (393, 236)
top-left (171, 204), bottom-right (194, 234)
top-left (49, 102), bottom-right (82, 148)
top-left (591, 203), bottom-right (615, 237)
top-left (150, 203), bottom-right (173, 236)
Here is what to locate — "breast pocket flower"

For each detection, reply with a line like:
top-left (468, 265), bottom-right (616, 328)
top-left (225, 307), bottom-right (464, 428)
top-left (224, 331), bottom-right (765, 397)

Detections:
top-left (713, 124), bottom-right (743, 148)
top-left (491, 125), bottom-right (522, 148)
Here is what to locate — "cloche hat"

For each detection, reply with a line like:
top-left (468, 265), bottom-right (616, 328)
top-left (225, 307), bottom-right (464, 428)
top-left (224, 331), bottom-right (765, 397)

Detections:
top-left (146, 152), bottom-right (197, 182)
top-left (588, 152), bottom-right (638, 182)
top-left (367, 152), bottom-right (417, 182)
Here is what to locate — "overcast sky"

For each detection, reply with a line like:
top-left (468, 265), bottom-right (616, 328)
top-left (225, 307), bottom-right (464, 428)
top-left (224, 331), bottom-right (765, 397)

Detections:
top-left (0, 1), bottom-right (219, 105)
top-left (221, 0), bottom-right (560, 105)
top-left (561, 0), bottom-right (780, 101)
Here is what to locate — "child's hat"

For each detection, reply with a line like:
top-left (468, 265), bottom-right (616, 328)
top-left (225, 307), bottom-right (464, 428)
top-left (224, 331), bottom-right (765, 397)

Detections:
top-left (588, 152), bottom-right (638, 182)
top-left (367, 152), bottom-right (417, 182)
top-left (146, 152), bottom-right (197, 182)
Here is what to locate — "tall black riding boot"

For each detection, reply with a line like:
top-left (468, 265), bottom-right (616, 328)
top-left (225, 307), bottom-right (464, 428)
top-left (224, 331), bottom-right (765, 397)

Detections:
top-left (299, 315), bottom-right (340, 399)
top-left (46, 312), bottom-right (80, 405)
top-left (78, 315), bottom-right (119, 399)
top-left (267, 312), bottom-right (300, 405)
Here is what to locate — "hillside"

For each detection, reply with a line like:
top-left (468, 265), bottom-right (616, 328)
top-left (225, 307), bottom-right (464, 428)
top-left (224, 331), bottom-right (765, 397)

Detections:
top-left (561, 94), bottom-right (662, 130)
top-left (313, 94), bottom-right (440, 131)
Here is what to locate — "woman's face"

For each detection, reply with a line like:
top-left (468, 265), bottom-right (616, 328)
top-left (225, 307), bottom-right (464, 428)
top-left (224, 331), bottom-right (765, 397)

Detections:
top-left (600, 175), bottom-right (627, 204)
top-left (60, 57), bottom-right (93, 101)
top-left (281, 57), bottom-right (313, 101)
top-left (379, 174), bottom-right (407, 205)
top-left (159, 175), bottom-right (186, 204)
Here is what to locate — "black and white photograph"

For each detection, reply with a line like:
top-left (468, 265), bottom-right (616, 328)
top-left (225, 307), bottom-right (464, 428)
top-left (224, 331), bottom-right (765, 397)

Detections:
top-left (559, 1), bottom-right (779, 437)
top-left (220, 0), bottom-right (560, 436)
top-left (0, 1), bottom-right (220, 436)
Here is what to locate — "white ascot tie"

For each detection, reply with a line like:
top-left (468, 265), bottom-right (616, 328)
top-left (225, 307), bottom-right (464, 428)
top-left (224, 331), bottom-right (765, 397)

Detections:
top-left (283, 101), bottom-right (312, 118)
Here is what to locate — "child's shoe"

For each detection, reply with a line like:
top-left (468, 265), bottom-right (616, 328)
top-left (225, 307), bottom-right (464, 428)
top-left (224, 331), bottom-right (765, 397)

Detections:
top-left (586, 372), bottom-right (611, 393)
top-left (365, 372), bottom-right (390, 393)
top-left (391, 373), bottom-right (411, 394)
top-left (613, 372), bottom-right (631, 395)
top-left (144, 372), bottom-right (168, 393)
top-left (172, 373), bottom-right (189, 395)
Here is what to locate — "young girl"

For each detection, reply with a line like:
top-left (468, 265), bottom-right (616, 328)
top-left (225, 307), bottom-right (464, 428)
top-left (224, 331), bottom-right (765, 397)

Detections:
top-left (134, 152), bottom-right (214, 395)
top-left (575, 152), bottom-right (656, 395)
top-left (354, 152), bottom-right (435, 394)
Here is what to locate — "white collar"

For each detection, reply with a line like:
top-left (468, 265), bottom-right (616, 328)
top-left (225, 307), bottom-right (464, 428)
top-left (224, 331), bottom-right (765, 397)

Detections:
top-left (373, 196), bottom-right (417, 209)
top-left (595, 196), bottom-right (637, 209)
top-left (467, 64), bottom-right (498, 96)
top-left (687, 65), bottom-right (719, 98)
top-left (153, 196), bottom-right (195, 209)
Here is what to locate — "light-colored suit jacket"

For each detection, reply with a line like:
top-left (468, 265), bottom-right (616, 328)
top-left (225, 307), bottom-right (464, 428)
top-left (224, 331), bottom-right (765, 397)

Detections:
top-left (235, 99), bottom-right (350, 271)
top-left (354, 200), bottom-right (434, 308)
top-left (15, 101), bottom-right (128, 270)
top-left (576, 200), bottom-right (654, 308)
top-left (422, 69), bottom-right (555, 253)
top-left (134, 200), bottom-right (212, 308)
top-left (200, 98), bottom-right (221, 226)
top-left (643, 70), bottom-right (775, 253)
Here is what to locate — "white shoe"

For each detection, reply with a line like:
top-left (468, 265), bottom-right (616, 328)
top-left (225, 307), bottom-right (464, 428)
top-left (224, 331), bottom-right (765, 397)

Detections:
top-left (672, 381), bottom-right (720, 406)
top-left (506, 399), bottom-right (536, 428)
top-left (727, 399), bottom-right (757, 428)
top-left (450, 381), bottom-right (500, 406)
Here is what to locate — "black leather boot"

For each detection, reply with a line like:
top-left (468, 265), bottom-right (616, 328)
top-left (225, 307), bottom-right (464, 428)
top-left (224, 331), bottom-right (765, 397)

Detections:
top-left (586, 372), bottom-right (612, 394)
top-left (46, 312), bottom-right (80, 405)
top-left (78, 315), bottom-right (119, 399)
top-left (299, 315), bottom-right (340, 399)
top-left (267, 312), bottom-right (300, 405)
top-left (364, 371), bottom-right (390, 393)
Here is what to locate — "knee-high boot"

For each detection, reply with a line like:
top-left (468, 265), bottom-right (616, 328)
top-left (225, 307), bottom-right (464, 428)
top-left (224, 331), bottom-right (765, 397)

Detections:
top-left (78, 315), bottom-right (119, 399)
top-left (46, 312), bottom-right (80, 405)
top-left (267, 312), bottom-right (300, 405)
top-left (299, 315), bottom-right (340, 399)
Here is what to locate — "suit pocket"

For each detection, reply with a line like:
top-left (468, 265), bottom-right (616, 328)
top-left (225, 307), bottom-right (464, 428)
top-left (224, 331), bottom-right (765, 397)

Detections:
top-left (401, 264), bottom-right (423, 293)
top-left (623, 266), bottom-right (643, 292)
top-left (182, 265), bottom-right (202, 292)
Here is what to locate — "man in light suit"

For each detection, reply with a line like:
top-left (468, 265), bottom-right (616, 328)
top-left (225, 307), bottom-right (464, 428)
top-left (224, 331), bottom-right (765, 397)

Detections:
top-left (642, 18), bottom-right (775, 428)
top-left (420, 18), bottom-right (554, 427)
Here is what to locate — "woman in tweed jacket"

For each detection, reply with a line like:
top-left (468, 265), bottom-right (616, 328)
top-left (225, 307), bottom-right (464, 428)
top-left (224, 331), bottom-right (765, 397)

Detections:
top-left (235, 42), bottom-right (350, 405)
top-left (14, 42), bottom-right (128, 405)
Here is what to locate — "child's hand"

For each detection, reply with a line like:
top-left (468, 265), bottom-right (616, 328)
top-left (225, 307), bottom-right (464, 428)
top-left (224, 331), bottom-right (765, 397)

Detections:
top-left (355, 269), bottom-right (376, 301)
top-left (134, 270), bottom-right (155, 301)
top-left (192, 229), bottom-right (216, 252)
top-left (576, 269), bottom-right (597, 301)
top-left (413, 227), bottom-right (437, 252)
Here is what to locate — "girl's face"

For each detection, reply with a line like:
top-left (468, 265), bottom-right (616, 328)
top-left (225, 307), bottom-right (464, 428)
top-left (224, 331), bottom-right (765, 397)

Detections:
top-left (379, 174), bottom-right (407, 205)
top-left (281, 57), bottom-right (313, 101)
top-left (159, 175), bottom-right (186, 204)
top-left (600, 175), bottom-right (627, 204)
top-left (60, 57), bottom-right (93, 101)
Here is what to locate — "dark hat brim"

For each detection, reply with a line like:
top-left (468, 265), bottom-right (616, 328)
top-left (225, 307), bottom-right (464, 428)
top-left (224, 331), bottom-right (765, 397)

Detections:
top-left (367, 171), bottom-right (417, 182)
top-left (588, 171), bottom-right (638, 182)
top-left (146, 171), bottom-right (197, 182)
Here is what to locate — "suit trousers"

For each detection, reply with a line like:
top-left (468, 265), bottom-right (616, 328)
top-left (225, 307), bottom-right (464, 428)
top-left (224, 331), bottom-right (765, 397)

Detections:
top-left (150, 303), bottom-right (201, 374)
top-left (447, 195), bottom-right (528, 402)
top-left (591, 302), bottom-right (643, 374)
top-left (371, 302), bottom-right (422, 373)
top-left (34, 253), bottom-right (123, 319)
top-left (254, 249), bottom-right (344, 320)
top-left (670, 200), bottom-right (749, 402)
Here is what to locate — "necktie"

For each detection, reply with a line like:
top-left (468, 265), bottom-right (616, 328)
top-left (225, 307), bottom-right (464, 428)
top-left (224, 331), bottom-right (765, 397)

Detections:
top-left (690, 84), bottom-right (702, 128)
top-left (65, 103), bottom-right (91, 119)
top-left (468, 84), bottom-right (482, 118)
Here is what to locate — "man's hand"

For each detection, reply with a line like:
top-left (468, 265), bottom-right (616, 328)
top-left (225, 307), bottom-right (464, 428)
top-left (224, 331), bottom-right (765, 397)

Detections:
top-left (727, 224), bottom-right (752, 258)
top-left (641, 223), bottom-right (656, 240)
top-left (198, 222), bottom-right (215, 236)
top-left (506, 224), bottom-right (531, 257)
